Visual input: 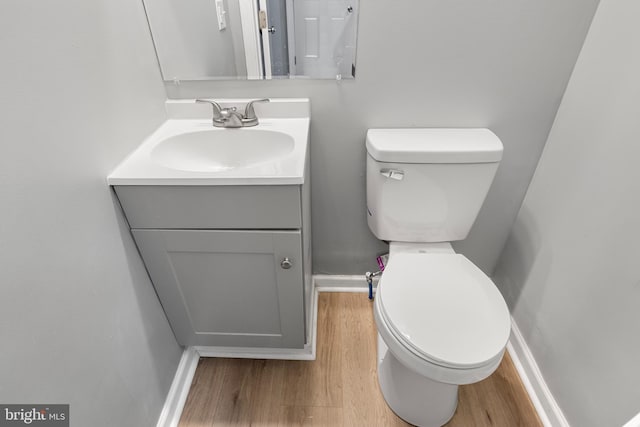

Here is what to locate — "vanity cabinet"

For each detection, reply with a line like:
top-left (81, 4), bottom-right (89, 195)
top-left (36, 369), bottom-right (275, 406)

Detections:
top-left (114, 183), bottom-right (312, 349)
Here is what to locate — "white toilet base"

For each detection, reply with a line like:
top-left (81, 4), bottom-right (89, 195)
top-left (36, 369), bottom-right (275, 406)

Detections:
top-left (377, 334), bottom-right (458, 427)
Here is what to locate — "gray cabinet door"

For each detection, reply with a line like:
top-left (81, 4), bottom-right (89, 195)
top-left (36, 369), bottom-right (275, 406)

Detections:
top-left (132, 229), bottom-right (305, 348)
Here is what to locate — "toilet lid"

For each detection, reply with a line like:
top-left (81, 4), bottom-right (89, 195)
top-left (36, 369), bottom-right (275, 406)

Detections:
top-left (378, 253), bottom-right (511, 369)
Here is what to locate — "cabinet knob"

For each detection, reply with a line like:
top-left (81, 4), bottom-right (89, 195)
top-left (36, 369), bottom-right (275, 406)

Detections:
top-left (280, 257), bottom-right (292, 269)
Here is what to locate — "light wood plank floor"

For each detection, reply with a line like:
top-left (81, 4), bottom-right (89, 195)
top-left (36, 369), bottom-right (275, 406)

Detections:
top-left (179, 293), bottom-right (542, 427)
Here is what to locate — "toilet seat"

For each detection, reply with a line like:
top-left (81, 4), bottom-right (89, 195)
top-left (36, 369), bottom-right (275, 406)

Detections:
top-left (377, 253), bottom-right (511, 370)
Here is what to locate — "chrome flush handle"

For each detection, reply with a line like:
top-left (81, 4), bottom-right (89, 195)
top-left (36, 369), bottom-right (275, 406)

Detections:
top-left (380, 168), bottom-right (404, 180)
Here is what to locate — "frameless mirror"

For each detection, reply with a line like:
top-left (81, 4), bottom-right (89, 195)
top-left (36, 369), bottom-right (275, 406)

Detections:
top-left (142, 0), bottom-right (359, 81)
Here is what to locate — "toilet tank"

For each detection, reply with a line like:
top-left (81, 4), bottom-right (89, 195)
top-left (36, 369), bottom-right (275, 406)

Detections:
top-left (366, 129), bottom-right (503, 242)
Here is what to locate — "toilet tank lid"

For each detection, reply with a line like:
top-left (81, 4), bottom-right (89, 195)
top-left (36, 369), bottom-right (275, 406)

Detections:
top-left (366, 128), bottom-right (503, 164)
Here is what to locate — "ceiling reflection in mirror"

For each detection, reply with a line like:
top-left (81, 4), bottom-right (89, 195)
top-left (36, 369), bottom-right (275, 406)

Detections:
top-left (142, 0), bottom-right (359, 81)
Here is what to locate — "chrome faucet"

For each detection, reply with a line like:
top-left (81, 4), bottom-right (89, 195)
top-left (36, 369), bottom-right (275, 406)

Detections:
top-left (195, 98), bottom-right (270, 128)
top-left (195, 99), bottom-right (243, 128)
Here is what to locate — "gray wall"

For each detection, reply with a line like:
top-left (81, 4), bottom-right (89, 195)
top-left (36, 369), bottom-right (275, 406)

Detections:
top-left (493, 0), bottom-right (640, 425)
top-left (0, 1), bottom-right (181, 426)
top-left (164, 0), bottom-right (599, 275)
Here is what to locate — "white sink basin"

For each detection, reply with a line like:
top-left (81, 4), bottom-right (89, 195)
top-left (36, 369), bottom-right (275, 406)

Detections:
top-left (150, 129), bottom-right (295, 172)
top-left (107, 98), bottom-right (310, 186)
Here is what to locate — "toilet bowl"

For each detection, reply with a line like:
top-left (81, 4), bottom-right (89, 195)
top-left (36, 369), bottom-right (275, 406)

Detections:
top-left (365, 129), bottom-right (511, 426)
top-left (373, 243), bottom-right (511, 426)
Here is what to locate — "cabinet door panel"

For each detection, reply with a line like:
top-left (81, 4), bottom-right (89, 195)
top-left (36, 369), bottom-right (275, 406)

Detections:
top-left (132, 229), bottom-right (304, 348)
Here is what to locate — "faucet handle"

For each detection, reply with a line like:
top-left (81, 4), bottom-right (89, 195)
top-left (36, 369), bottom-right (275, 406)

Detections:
top-left (244, 98), bottom-right (270, 120)
top-left (196, 99), bottom-right (223, 121)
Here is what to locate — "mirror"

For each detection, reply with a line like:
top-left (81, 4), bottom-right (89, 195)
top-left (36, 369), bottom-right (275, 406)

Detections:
top-left (142, 0), bottom-right (359, 81)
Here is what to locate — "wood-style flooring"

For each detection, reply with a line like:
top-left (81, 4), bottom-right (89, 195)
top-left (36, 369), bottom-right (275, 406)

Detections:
top-left (179, 292), bottom-right (542, 426)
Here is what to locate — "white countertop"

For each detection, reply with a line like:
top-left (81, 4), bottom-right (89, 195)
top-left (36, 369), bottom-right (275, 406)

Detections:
top-left (107, 99), bottom-right (310, 186)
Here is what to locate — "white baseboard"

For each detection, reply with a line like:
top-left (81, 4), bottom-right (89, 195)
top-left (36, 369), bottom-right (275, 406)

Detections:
top-left (195, 344), bottom-right (315, 360)
top-left (156, 289), bottom-right (319, 426)
top-left (507, 318), bottom-right (570, 427)
top-left (156, 347), bottom-right (200, 427)
top-left (313, 274), bottom-right (378, 293)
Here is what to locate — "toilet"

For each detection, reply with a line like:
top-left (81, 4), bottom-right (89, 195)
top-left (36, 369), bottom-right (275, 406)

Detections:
top-left (366, 129), bottom-right (512, 427)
